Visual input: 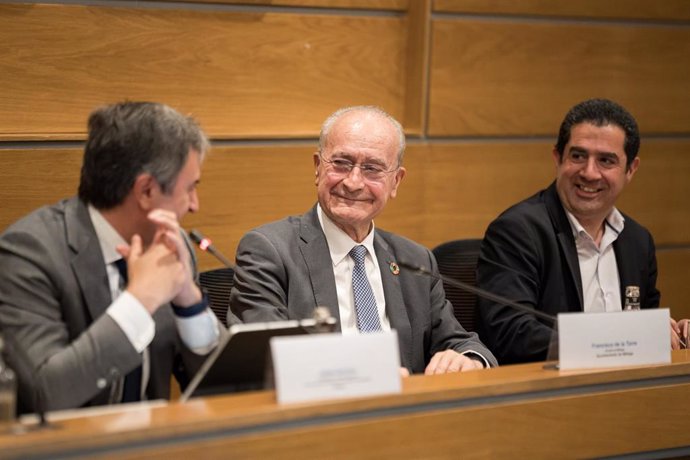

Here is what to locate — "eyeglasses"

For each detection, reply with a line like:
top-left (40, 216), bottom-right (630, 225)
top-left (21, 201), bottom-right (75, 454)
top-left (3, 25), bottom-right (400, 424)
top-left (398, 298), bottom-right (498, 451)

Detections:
top-left (318, 152), bottom-right (398, 181)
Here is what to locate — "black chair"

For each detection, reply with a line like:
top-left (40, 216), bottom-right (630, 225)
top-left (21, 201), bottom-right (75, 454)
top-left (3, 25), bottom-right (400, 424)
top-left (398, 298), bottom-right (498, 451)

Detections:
top-left (432, 239), bottom-right (482, 333)
top-left (198, 267), bottom-right (234, 326)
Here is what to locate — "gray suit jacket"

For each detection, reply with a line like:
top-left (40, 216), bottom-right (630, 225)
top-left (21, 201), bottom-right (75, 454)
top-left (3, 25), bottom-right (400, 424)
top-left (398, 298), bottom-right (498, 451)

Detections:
top-left (229, 206), bottom-right (497, 372)
top-left (0, 197), bottom-right (204, 413)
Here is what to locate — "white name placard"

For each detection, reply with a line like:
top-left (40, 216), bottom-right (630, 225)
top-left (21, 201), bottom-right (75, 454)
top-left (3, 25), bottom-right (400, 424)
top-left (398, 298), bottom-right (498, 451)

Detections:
top-left (270, 331), bottom-right (401, 404)
top-left (558, 308), bottom-right (670, 370)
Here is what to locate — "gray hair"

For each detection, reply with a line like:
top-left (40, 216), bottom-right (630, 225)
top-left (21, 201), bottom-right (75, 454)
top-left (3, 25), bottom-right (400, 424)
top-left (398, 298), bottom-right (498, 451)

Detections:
top-left (318, 106), bottom-right (406, 165)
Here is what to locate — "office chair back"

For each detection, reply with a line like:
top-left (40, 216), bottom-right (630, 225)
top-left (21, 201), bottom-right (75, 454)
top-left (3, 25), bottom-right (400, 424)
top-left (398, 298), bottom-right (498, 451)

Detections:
top-left (432, 239), bottom-right (482, 333)
top-left (198, 267), bottom-right (234, 326)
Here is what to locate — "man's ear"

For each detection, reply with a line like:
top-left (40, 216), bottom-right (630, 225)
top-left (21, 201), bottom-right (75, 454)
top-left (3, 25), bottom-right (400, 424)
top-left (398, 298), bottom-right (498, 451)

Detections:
top-left (626, 156), bottom-right (640, 183)
top-left (132, 173), bottom-right (158, 211)
top-left (389, 166), bottom-right (406, 199)
top-left (551, 147), bottom-right (562, 168)
top-left (313, 152), bottom-right (321, 185)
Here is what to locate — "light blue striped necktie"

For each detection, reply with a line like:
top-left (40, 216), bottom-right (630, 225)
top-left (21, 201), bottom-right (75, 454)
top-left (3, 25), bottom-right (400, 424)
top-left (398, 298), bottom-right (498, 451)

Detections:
top-left (349, 245), bottom-right (382, 333)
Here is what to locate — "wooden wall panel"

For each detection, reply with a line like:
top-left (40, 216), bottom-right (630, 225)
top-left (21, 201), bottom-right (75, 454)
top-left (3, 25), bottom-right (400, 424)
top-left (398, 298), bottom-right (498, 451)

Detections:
top-left (617, 140), bottom-right (690, 246)
top-left (0, 4), bottom-right (405, 140)
top-left (428, 19), bottom-right (690, 136)
top-left (658, 250), bottom-right (690, 322)
top-left (391, 142), bottom-right (554, 247)
top-left (433, 0), bottom-right (690, 21)
top-left (0, 148), bottom-right (81, 232)
top-left (164, 0), bottom-right (407, 9)
top-left (401, 0), bottom-right (431, 135)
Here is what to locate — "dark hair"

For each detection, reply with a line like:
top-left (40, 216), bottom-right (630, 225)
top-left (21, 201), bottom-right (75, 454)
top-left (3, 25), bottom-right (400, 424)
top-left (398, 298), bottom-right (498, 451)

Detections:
top-left (78, 101), bottom-right (209, 209)
top-left (555, 98), bottom-right (640, 169)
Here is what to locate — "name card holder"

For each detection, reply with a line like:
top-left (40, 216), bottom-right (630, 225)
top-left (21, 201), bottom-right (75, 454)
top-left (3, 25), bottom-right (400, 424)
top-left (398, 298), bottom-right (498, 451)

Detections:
top-left (270, 331), bottom-right (401, 404)
top-left (558, 308), bottom-right (670, 371)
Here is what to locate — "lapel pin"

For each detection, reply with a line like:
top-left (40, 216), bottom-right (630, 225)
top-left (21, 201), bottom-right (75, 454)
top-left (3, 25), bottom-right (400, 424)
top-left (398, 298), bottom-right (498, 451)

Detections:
top-left (389, 262), bottom-right (400, 275)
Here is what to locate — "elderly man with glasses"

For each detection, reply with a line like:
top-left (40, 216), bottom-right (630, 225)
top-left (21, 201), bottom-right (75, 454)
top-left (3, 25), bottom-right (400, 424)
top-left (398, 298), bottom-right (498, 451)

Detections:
top-left (229, 106), bottom-right (496, 374)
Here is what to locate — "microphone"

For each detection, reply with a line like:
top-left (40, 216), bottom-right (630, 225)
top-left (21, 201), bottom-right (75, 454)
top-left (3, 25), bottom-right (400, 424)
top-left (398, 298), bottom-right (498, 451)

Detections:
top-left (189, 229), bottom-right (234, 268)
top-left (396, 261), bottom-right (556, 324)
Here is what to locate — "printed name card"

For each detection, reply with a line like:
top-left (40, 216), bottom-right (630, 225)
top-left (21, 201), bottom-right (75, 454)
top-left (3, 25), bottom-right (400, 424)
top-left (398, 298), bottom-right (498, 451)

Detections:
top-left (270, 331), bottom-right (401, 404)
top-left (558, 309), bottom-right (671, 370)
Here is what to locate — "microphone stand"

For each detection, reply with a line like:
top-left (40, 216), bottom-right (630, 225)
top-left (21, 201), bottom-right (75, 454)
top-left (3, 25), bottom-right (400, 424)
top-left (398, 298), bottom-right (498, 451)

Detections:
top-left (396, 261), bottom-right (556, 324)
top-left (397, 261), bottom-right (560, 368)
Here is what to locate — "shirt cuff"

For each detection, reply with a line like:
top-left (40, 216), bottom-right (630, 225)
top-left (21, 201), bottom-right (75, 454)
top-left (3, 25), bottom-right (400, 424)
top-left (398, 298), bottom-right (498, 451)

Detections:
top-left (175, 309), bottom-right (220, 355)
top-left (106, 291), bottom-right (155, 353)
top-left (461, 351), bottom-right (491, 368)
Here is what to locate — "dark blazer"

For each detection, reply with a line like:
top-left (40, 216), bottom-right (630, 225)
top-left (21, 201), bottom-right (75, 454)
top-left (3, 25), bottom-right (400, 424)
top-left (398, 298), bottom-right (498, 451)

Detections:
top-left (229, 205), bottom-right (497, 372)
top-left (0, 197), bottom-right (204, 413)
top-left (477, 182), bottom-right (660, 364)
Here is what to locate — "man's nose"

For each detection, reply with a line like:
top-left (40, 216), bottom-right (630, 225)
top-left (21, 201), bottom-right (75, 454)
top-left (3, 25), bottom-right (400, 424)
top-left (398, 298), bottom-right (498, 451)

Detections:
top-left (580, 157), bottom-right (602, 180)
top-left (342, 166), bottom-right (366, 190)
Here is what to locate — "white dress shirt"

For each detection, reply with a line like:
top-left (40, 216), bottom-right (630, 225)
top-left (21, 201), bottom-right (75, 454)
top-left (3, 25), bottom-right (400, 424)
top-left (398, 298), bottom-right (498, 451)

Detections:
top-left (317, 205), bottom-right (391, 334)
top-left (566, 208), bottom-right (624, 313)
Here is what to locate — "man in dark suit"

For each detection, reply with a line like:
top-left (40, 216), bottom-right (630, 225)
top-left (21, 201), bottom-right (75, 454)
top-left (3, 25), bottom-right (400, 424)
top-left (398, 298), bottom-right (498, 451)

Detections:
top-left (230, 106), bottom-right (496, 374)
top-left (0, 102), bottom-right (220, 413)
top-left (477, 98), bottom-right (686, 364)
